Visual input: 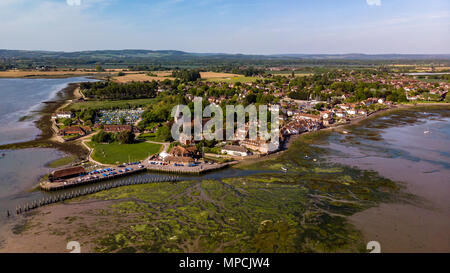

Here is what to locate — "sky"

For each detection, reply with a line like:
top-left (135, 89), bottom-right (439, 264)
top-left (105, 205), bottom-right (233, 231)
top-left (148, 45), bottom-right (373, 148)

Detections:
top-left (0, 0), bottom-right (449, 54)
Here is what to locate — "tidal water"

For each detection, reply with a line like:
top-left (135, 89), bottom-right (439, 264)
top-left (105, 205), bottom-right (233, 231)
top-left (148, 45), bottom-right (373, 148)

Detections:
top-left (322, 109), bottom-right (450, 252)
top-left (0, 77), bottom-right (95, 145)
top-left (0, 77), bottom-right (95, 223)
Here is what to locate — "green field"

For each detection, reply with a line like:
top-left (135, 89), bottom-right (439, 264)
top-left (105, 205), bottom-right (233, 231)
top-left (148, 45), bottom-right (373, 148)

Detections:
top-left (266, 71), bottom-right (313, 77)
top-left (206, 76), bottom-right (259, 83)
top-left (87, 141), bottom-right (162, 164)
top-left (67, 98), bottom-right (156, 111)
top-left (136, 133), bottom-right (167, 142)
top-left (46, 155), bottom-right (77, 168)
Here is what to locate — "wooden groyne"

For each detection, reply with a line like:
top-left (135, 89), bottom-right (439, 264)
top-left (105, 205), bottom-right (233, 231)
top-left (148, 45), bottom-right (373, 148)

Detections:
top-left (8, 175), bottom-right (180, 218)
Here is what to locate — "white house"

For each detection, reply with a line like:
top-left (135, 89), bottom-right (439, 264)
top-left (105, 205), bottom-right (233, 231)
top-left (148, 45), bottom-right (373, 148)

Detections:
top-left (346, 109), bottom-right (357, 115)
top-left (221, 145), bottom-right (249, 157)
top-left (51, 111), bottom-right (73, 119)
top-left (335, 110), bottom-right (347, 118)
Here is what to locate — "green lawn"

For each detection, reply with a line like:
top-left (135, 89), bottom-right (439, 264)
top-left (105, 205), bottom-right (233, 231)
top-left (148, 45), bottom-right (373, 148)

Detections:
top-left (205, 76), bottom-right (259, 83)
top-left (265, 71), bottom-right (313, 77)
top-left (46, 155), bottom-right (77, 168)
top-left (67, 98), bottom-right (156, 111)
top-left (136, 133), bottom-right (167, 142)
top-left (87, 141), bottom-right (162, 164)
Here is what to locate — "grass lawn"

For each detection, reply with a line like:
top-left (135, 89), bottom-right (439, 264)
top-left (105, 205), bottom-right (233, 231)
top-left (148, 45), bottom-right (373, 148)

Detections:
top-left (266, 71), bottom-right (313, 77)
top-left (67, 98), bottom-right (156, 111)
top-left (87, 141), bottom-right (162, 164)
top-left (46, 155), bottom-right (77, 168)
top-left (136, 133), bottom-right (167, 142)
top-left (205, 76), bottom-right (259, 83)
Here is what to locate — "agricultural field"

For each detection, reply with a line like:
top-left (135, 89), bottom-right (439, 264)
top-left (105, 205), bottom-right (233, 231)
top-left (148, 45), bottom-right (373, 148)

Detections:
top-left (136, 132), bottom-right (167, 142)
top-left (266, 71), bottom-right (313, 77)
top-left (113, 71), bottom-right (174, 83)
top-left (112, 71), bottom-right (247, 83)
top-left (87, 141), bottom-right (162, 164)
top-left (46, 155), bottom-right (78, 168)
top-left (205, 76), bottom-right (259, 83)
top-left (199, 72), bottom-right (241, 78)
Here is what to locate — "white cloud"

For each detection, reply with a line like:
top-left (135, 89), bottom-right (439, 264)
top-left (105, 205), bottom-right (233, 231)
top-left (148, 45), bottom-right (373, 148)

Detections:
top-left (366, 0), bottom-right (381, 6)
top-left (67, 0), bottom-right (82, 6)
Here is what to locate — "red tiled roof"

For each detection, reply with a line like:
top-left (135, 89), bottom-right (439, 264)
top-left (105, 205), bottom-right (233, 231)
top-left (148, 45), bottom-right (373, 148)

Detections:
top-left (52, 166), bottom-right (85, 180)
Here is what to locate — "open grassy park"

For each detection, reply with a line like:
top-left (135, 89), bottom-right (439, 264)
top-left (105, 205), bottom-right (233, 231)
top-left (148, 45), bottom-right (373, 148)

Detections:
top-left (46, 155), bottom-right (78, 168)
top-left (86, 141), bottom-right (162, 165)
top-left (206, 76), bottom-right (259, 83)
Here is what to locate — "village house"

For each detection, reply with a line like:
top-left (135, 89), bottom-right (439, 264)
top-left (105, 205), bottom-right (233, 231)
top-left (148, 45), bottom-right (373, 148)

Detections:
top-left (322, 118), bottom-right (334, 127)
top-left (59, 125), bottom-right (91, 136)
top-left (103, 125), bottom-right (132, 133)
top-left (357, 109), bottom-right (367, 115)
top-left (221, 145), bottom-right (249, 157)
top-left (293, 113), bottom-right (321, 123)
top-left (163, 156), bottom-right (195, 164)
top-left (240, 138), bottom-right (279, 154)
top-left (320, 111), bottom-right (333, 120)
top-left (170, 145), bottom-right (198, 158)
top-left (179, 133), bottom-right (192, 146)
top-left (334, 110), bottom-right (347, 118)
top-left (346, 108), bottom-right (357, 115)
top-left (51, 111), bottom-right (74, 119)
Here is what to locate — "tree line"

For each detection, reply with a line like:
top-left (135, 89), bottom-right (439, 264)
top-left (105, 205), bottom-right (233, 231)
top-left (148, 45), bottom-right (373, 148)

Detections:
top-left (80, 81), bottom-right (158, 100)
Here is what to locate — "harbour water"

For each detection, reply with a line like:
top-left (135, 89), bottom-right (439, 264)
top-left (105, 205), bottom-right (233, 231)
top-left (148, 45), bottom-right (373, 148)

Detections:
top-left (0, 78), bottom-right (95, 222)
top-left (322, 108), bottom-right (450, 252)
top-left (0, 78), bottom-right (95, 145)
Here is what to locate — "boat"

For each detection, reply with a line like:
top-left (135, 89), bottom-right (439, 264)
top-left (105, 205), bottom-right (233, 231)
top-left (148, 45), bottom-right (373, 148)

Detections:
top-left (424, 131), bottom-right (430, 134)
top-left (342, 130), bottom-right (349, 134)
top-left (281, 167), bottom-right (288, 172)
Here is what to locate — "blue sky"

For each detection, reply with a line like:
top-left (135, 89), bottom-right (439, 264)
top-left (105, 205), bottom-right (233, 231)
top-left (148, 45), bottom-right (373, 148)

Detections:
top-left (0, 0), bottom-right (449, 54)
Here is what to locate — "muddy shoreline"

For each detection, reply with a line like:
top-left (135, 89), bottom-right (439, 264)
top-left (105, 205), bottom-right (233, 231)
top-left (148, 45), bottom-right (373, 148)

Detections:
top-left (0, 105), bottom-right (448, 253)
top-left (0, 83), bottom-right (89, 158)
top-left (329, 106), bottom-right (450, 252)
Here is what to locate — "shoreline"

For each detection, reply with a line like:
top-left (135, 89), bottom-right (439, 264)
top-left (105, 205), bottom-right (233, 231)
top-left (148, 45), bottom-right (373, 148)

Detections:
top-left (0, 103), bottom-right (448, 252)
top-left (233, 104), bottom-right (416, 168)
top-left (325, 108), bottom-right (450, 252)
top-left (1, 75), bottom-right (448, 164)
top-left (0, 82), bottom-right (90, 158)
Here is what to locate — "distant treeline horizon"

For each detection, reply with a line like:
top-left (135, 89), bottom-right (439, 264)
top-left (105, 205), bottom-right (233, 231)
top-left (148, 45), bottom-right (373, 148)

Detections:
top-left (1, 49), bottom-right (449, 70)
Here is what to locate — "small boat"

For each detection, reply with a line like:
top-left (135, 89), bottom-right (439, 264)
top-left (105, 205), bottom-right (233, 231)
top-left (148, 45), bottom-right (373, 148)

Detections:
top-left (281, 167), bottom-right (288, 172)
top-left (424, 131), bottom-right (430, 134)
top-left (342, 130), bottom-right (349, 134)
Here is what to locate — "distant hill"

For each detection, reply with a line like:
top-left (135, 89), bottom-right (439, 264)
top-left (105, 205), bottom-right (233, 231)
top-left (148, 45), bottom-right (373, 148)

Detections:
top-left (270, 53), bottom-right (450, 60)
top-left (1, 49), bottom-right (449, 60)
top-left (1, 49), bottom-right (449, 68)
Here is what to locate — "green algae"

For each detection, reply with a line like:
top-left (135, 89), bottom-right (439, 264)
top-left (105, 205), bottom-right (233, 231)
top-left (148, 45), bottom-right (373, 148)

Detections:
top-left (34, 107), bottom-right (450, 253)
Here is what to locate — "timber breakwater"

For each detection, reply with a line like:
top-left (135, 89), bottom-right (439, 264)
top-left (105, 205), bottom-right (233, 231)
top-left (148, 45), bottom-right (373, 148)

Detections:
top-left (4, 160), bottom-right (236, 219)
top-left (8, 175), bottom-right (180, 218)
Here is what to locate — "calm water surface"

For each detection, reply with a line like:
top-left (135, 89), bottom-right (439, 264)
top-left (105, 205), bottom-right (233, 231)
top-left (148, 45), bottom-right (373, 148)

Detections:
top-left (0, 77), bottom-right (95, 145)
top-left (322, 110), bottom-right (450, 252)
